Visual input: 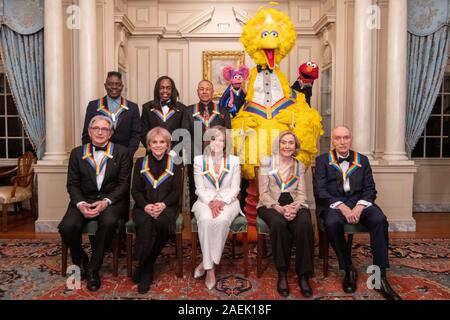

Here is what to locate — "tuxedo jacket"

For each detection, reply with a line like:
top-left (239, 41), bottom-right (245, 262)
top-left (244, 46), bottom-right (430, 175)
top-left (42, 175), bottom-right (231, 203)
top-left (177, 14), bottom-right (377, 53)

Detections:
top-left (182, 102), bottom-right (231, 160)
top-left (140, 100), bottom-right (185, 146)
top-left (313, 150), bottom-right (378, 216)
top-left (82, 96), bottom-right (142, 155)
top-left (67, 143), bottom-right (131, 208)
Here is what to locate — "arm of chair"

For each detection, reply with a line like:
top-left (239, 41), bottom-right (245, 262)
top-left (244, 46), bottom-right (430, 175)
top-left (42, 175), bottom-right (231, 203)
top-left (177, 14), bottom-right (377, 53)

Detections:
top-left (0, 166), bottom-right (18, 177)
top-left (10, 172), bottom-right (33, 197)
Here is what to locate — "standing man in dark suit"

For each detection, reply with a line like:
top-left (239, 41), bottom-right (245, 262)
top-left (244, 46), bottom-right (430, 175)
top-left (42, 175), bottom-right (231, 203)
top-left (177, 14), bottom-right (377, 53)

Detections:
top-left (59, 115), bottom-right (131, 291)
top-left (182, 80), bottom-right (231, 211)
top-left (82, 71), bottom-right (141, 158)
top-left (140, 76), bottom-right (186, 145)
top-left (313, 126), bottom-right (401, 300)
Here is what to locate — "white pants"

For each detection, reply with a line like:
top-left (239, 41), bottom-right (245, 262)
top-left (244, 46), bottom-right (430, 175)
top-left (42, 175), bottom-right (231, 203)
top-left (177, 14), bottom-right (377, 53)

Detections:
top-left (193, 200), bottom-right (240, 270)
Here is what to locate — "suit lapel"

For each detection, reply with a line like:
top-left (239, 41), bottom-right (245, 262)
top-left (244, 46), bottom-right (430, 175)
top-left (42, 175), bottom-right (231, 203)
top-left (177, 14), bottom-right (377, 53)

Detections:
top-left (81, 145), bottom-right (99, 187)
top-left (328, 151), bottom-right (345, 194)
top-left (97, 96), bottom-right (128, 128)
top-left (335, 169), bottom-right (345, 195)
top-left (100, 145), bottom-right (117, 191)
top-left (115, 98), bottom-right (128, 128)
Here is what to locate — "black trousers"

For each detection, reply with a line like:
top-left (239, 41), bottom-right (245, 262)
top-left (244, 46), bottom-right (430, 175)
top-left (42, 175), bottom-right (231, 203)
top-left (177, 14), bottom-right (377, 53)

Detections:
top-left (132, 206), bottom-right (177, 266)
top-left (58, 203), bottom-right (124, 271)
top-left (187, 164), bottom-right (197, 214)
top-left (322, 205), bottom-right (390, 271)
top-left (257, 193), bottom-right (314, 276)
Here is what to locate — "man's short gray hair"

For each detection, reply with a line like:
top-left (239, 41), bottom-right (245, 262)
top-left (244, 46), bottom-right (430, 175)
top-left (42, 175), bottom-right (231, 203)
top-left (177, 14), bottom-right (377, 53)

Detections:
top-left (89, 115), bottom-right (114, 130)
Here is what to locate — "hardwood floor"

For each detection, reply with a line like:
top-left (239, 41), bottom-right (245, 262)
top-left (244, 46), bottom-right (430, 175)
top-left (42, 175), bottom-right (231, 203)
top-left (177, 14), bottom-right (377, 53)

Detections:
top-left (1, 212), bottom-right (449, 240)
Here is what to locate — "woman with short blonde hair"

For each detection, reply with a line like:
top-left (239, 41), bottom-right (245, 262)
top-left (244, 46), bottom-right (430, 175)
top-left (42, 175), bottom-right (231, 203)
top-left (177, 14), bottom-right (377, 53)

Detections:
top-left (131, 126), bottom-right (181, 294)
top-left (146, 127), bottom-right (172, 153)
top-left (257, 130), bottom-right (314, 297)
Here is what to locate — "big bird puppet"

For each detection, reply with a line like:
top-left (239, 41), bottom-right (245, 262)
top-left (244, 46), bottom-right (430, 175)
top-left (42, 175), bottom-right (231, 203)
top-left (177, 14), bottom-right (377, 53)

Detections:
top-left (232, 8), bottom-right (323, 181)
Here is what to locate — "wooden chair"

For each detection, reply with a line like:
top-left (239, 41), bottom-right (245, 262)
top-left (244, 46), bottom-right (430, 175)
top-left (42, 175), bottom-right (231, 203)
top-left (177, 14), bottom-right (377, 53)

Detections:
top-left (316, 215), bottom-right (369, 277)
top-left (126, 165), bottom-right (185, 278)
top-left (254, 167), bottom-right (271, 277)
top-left (61, 218), bottom-right (123, 277)
top-left (0, 151), bottom-right (36, 232)
top-left (311, 166), bottom-right (370, 277)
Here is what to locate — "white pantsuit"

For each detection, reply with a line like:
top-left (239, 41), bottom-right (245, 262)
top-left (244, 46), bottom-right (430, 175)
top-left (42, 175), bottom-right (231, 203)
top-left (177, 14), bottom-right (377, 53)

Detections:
top-left (192, 154), bottom-right (241, 270)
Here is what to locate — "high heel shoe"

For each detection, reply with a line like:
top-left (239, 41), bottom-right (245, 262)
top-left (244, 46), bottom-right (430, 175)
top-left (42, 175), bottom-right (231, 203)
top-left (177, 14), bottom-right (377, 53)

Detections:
top-left (205, 275), bottom-right (216, 290)
top-left (194, 263), bottom-right (206, 279)
top-left (204, 268), bottom-right (216, 290)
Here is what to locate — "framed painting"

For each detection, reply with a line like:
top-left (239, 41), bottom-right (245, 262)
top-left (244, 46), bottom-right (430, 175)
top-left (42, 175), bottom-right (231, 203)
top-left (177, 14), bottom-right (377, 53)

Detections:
top-left (202, 50), bottom-right (245, 99)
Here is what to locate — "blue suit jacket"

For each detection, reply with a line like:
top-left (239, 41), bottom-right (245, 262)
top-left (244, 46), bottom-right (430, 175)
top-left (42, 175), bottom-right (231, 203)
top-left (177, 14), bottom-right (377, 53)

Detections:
top-left (313, 150), bottom-right (378, 216)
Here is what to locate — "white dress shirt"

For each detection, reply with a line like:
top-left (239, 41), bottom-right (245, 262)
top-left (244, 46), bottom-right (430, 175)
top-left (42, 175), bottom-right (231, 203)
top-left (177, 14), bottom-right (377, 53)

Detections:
top-left (330, 152), bottom-right (372, 209)
top-left (76, 146), bottom-right (111, 209)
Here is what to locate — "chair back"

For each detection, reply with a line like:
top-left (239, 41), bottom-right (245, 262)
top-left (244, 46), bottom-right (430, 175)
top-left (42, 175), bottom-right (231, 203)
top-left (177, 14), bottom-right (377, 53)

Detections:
top-left (16, 151), bottom-right (36, 188)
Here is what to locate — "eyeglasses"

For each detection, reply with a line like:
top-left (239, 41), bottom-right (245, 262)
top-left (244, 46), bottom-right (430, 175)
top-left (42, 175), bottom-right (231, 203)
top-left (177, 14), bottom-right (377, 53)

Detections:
top-left (90, 126), bottom-right (111, 133)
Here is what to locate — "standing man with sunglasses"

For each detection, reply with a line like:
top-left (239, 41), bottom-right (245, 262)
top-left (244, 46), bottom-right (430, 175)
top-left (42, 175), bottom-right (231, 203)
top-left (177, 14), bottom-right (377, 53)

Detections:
top-left (82, 71), bottom-right (141, 158)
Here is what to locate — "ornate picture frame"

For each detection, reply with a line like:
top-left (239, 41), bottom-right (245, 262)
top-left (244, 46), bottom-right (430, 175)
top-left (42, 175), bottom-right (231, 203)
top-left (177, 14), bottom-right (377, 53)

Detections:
top-left (202, 50), bottom-right (245, 99)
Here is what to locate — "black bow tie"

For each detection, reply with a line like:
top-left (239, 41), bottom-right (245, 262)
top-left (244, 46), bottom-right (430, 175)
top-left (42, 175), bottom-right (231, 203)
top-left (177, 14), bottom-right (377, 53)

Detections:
top-left (338, 155), bottom-right (351, 164)
top-left (94, 145), bottom-right (107, 152)
top-left (161, 100), bottom-right (171, 108)
top-left (257, 65), bottom-right (273, 73)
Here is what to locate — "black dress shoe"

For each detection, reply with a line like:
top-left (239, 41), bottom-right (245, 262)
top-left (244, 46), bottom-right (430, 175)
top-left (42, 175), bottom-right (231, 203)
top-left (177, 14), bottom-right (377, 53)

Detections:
top-left (298, 275), bottom-right (313, 297)
top-left (343, 266), bottom-right (358, 293)
top-left (138, 270), bottom-right (153, 294)
top-left (86, 270), bottom-right (101, 292)
top-left (375, 277), bottom-right (402, 300)
top-left (132, 265), bottom-right (142, 284)
top-left (277, 271), bottom-right (289, 297)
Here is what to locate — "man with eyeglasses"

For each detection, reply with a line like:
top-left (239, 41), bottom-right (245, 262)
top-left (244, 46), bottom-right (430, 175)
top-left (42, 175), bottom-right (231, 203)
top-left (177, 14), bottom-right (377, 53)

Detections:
top-left (82, 71), bottom-right (141, 158)
top-left (59, 115), bottom-right (131, 291)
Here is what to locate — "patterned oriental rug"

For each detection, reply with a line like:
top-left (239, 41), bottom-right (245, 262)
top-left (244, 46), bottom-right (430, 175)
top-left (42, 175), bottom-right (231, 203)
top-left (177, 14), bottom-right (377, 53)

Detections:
top-left (0, 238), bottom-right (449, 300)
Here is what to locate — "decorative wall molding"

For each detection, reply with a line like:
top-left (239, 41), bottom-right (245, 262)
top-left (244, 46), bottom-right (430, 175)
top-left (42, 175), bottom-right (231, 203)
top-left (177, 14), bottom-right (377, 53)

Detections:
top-left (313, 13), bottom-right (336, 34)
top-left (114, 13), bottom-right (135, 35)
top-left (178, 7), bottom-right (215, 34)
top-left (232, 6), bottom-right (249, 26)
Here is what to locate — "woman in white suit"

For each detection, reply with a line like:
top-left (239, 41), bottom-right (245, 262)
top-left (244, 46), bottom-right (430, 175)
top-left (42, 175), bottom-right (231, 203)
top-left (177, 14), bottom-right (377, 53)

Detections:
top-left (192, 125), bottom-right (241, 290)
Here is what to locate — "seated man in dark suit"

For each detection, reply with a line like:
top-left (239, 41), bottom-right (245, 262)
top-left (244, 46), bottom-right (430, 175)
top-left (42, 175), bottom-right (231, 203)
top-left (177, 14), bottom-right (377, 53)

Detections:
top-left (59, 115), bottom-right (131, 291)
top-left (82, 71), bottom-right (141, 158)
top-left (313, 126), bottom-right (401, 300)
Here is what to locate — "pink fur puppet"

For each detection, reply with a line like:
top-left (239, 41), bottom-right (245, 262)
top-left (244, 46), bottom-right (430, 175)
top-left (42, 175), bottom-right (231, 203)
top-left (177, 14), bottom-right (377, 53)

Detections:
top-left (219, 65), bottom-right (250, 117)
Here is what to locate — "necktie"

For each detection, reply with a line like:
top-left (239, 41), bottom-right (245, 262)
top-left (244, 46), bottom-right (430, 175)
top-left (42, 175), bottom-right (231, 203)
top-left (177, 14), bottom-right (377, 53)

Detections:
top-left (338, 155), bottom-right (351, 164)
top-left (203, 106), bottom-right (210, 120)
top-left (94, 145), bottom-right (107, 152)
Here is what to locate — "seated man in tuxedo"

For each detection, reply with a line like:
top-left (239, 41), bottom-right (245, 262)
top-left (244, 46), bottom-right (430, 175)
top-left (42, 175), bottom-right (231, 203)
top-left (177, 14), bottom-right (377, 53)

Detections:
top-left (313, 126), bottom-right (401, 300)
top-left (59, 115), bottom-right (131, 291)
